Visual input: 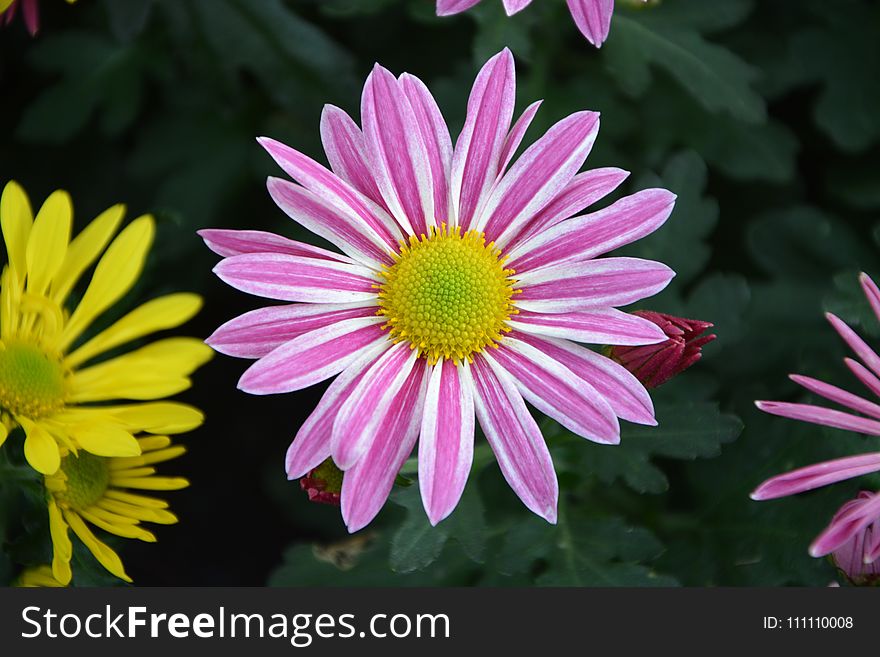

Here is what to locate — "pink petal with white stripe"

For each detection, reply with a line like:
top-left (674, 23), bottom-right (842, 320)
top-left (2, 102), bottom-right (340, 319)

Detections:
top-left (810, 492), bottom-right (880, 557)
top-left (320, 105), bottom-right (386, 208)
top-left (567, 0), bottom-right (614, 47)
top-left (503, 0), bottom-right (533, 14)
top-left (505, 168), bottom-right (630, 250)
top-left (332, 343), bottom-right (419, 469)
top-left (286, 343), bottom-right (388, 479)
top-left (846, 358), bottom-right (880, 399)
top-left (507, 188), bottom-right (676, 272)
top-left (478, 111), bottom-right (600, 244)
top-left (198, 228), bottom-right (354, 264)
top-left (238, 317), bottom-right (386, 394)
top-left (827, 312), bottom-right (880, 379)
top-left (451, 49), bottom-right (516, 230)
top-left (213, 253), bottom-right (378, 304)
top-left (515, 257), bottom-right (675, 313)
top-left (260, 137), bottom-right (402, 249)
top-left (342, 360), bottom-right (428, 533)
top-left (400, 73), bottom-right (454, 224)
top-left (750, 452), bottom-right (880, 500)
top-left (468, 357), bottom-right (558, 522)
top-left (362, 65), bottom-right (436, 236)
top-left (419, 360), bottom-right (475, 525)
top-left (488, 339), bottom-right (619, 443)
top-left (267, 176), bottom-right (394, 268)
top-left (790, 374), bottom-right (880, 420)
top-left (436, 0), bottom-right (481, 15)
top-left (497, 100), bottom-right (542, 177)
top-left (755, 400), bottom-right (880, 436)
top-left (207, 303), bottom-right (377, 359)
top-left (512, 331), bottom-right (656, 426)
top-left (508, 307), bottom-right (667, 346)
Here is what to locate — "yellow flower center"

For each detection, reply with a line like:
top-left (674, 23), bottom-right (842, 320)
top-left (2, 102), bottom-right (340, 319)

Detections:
top-left (377, 224), bottom-right (519, 364)
top-left (54, 452), bottom-right (111, 510)
top-left (0, 341), bottom-right (67, 419)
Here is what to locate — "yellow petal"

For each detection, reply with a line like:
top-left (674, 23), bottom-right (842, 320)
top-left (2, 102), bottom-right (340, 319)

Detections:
top-left (53, 402), bottom-right (204, 435)
top-left (1, 180), bottom-right (34, 280)
top-left (110, 446), bottom-right (185, 470)
top-left (20, 417), bottom-right (61, 475)
top-left (26, 190), bottom-right (72, 296)
top-left (104, 489), bottom-right (169, 509)
top-left (0, 423), bottom-right (8, 449)
top-left (78, 508), bottom-right (157, 542)
top-left (63, 509), bottom-right (132, 582)
top-left (60, 215), bottom-right (155, 350)
top-left (65, 293), bottom-right (203, 368)
top-left (110, 476), bottom-right (189, 491)
top-left (96, 498), bottom-right (178, 524)
top-left (48, 500), bottom-right (73, 585)
top-left (17, 565), bottom-right (66, 588)
top-left (0, 0), bottom-right (16, 13)
top-left (71, 423), bottom-right (141, 457)
top-left (50, 204), bottom-right (124, 305)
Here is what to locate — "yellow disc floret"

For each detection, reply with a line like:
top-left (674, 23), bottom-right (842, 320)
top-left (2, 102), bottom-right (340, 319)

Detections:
top-left (49, 452), bottom-right (111, 510)
top-left (0, 341), bottom-right (67, 419)
top-left (378, 224), bottom-right (520, 364)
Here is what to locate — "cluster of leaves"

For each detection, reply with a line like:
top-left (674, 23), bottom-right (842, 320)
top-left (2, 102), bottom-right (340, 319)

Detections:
top-left (2, 0), bottom-right (879, 586)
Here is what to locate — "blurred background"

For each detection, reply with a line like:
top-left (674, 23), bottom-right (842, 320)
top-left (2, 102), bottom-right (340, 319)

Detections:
top-left (1, 0), bottom-right (879, 586)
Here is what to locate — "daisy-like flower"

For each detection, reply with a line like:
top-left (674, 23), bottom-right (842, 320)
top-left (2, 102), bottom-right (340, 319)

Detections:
top-left (753, 273), bottom-right (880, 562)
top-left (437, 0), bottom-right (616, 47)
top-left (202, 49), bottom-right (676, 532)
top-left (0, 181), bottom-right (210, 476)
top-left (0, 0), bottom-right (76, 36)
top-left (827, 492), bottom-right (880, 586)
top-left (44, 436), bottom-right (188, 584)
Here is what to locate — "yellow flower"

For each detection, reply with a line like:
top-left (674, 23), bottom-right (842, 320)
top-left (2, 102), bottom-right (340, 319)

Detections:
top-left (0, 180), bottom-right (211, 475)
top-left (45, 436), bottom-right (188, 584)
top-left (16, 564), bottom-right (66, 587)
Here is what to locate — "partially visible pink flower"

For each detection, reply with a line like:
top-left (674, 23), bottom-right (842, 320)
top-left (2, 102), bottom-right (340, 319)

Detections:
top-left (203, 49), bottom-right (677, 532)
top-left (608, 311), bottom-right (714, 388)
top-left (1, 0), bottom-right (76, 36)
top-left (300, 458), bottom-right (343, 506)
top-left (824, 492), bottom-right (880, 585)
top-left (437, 0), bottom-right (615, 47)
top-left (753, 273), bottom-right (880, 559)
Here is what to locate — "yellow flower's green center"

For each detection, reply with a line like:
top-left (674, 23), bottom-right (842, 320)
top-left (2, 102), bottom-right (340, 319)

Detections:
top-left (55, 452), bottom-right (110, 510)
top-left (0, 341), bottom-right (66, 419)
top-left (378, 224), bottom-right (519, 364)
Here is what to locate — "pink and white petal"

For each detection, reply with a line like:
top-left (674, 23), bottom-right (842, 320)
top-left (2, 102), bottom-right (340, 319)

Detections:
top-left (400, 73), bottom-right (454, 225)
top-left (467, 357), bottom-right (558, 522)
top-left (508, 307), bottom-right (667, 346)
top-left (238, 316), bottom-right (386, 394)
top-left (567, 0), bottom-right (614, 47)
top-left (498, 100), bottom-right (542, 178)
top-left (512, 331), bottom-right (656, 426)
top-left (419, 360), bottom-right (475, 525)
top-left (451, 49), bottom-right (516, 231)
top-left (488, 339), bottom-right (620, 443)
top-left (790, 374), bottom-right (880, 421)
top-left (810, 493), bottom-right (880, 557)
top-left (507, 188), bottom-right (676, 272)
top-left (341, 360), bottom-right (429, 533)
top-left (332, 343), bottom-right (419, 469)
top-left (207, 302), bottom-right (377, 359)
top-left (505, 168), bottom-right (630, 250)
top-left (362, 65), bottom-right (435, 236)
top-left (515, 257), bottom-right (675, 313)
top-left (436, 0), bottom-right (482, 16)
top-left (320, 105), bottom-right (386, 208)
top-left (198, 228), bottom-right (354, 264)
top-left (750, 453), bottom-right (880, 500)
top-left (860, 273), bottom-right (880, 326)
top-left (286, 343), bottom-right (389, 478)
top-left (260, 137), bottom-right (402, 249)
top-left (267, 177), bottom-right (394, 269)
top-left (503, 0), bottom-right (533, 14)
top-left (478, 111), bottom-right (600, 244)
top-left (755, 400), bottom-right (880, 436)
top-left (214, 253), bottom-right (378, 304)
top-left (827, 313), bottom-right (880, 380)
top-left (845, 358), bottom-right (880, 399)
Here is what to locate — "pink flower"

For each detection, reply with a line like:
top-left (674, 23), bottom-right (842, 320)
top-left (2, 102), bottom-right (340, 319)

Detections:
top-left (825, 492), bottom-right (880, 585)
top-left (753, 273), bottom-right (880, 558)
top-left (437, 0), bottom-right (615, 47)
top-left (608, 311), bottom-right (715, 388)
top-left (202, 49), bottom-right (676, 532)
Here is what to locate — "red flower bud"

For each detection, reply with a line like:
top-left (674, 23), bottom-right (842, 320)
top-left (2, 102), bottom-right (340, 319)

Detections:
top-left (300, 458), bottom-right (343, 506)
top-left (608, 311), bottom-right (715, 388)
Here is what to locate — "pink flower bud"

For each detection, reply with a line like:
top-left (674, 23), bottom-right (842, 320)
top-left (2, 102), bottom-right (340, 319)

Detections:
top-left (825, 492), bottom-right (880, 586)
top-left (300, 459), bottom-right (343, 506)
